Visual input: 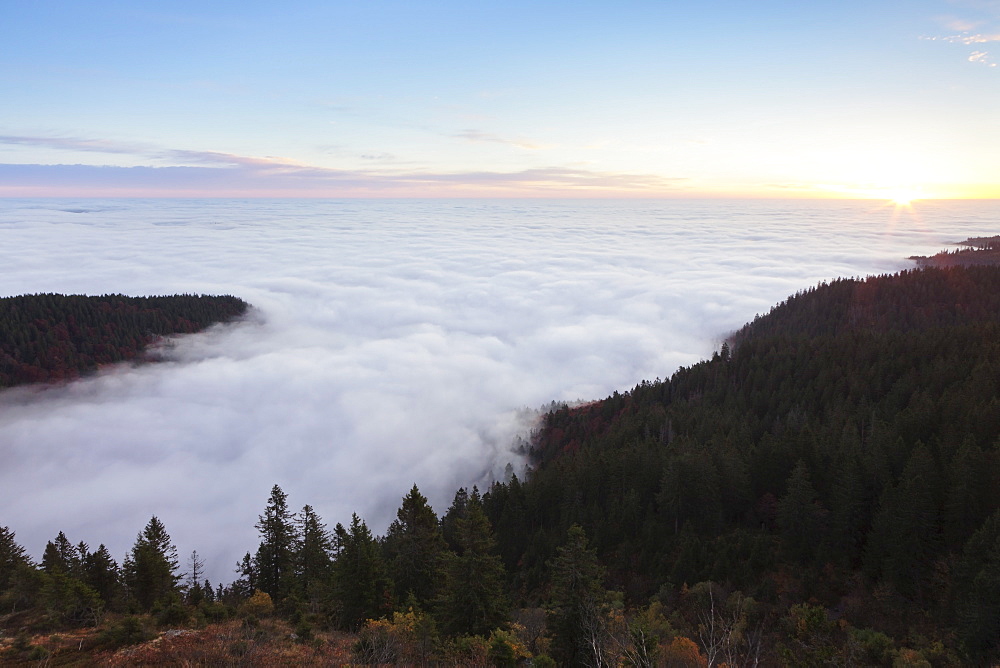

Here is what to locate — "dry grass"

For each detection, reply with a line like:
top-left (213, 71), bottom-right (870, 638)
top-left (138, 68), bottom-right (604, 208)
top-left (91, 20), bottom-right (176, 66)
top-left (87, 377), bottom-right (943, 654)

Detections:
top-left (2, 618), bottom-right (355, 667)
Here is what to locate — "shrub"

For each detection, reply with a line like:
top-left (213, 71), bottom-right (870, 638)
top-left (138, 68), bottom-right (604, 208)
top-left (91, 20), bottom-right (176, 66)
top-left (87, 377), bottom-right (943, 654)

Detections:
top-left (155, 593), bottom-right (190, 626)
top-left (238, 590), bottom-right (274, 618)
top-left (200, 600), bottom-right (230, 623)
top-left (487, 628), bottom-right (530, 667)
top-left (98, 615), bottom-right (152, 649)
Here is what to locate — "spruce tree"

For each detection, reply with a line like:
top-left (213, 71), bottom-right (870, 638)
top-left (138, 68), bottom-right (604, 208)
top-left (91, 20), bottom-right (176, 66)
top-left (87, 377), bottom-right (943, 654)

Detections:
top-left (295, 504), bottom-right (333, 608)
top-left (82, 544), bottom-right (121, 609)
top-left (547, 524), bottom-right (609, 667)
top-left (123, 516), bottom-right (180, 611)
top-left (232, 552), bottom-right (258, 599)
top-left (42, 531), bottom-right (81, 576)
top-left (0, 526), bottom-right (30, 591)
top-left (383, 484), bottom-right (446, 607)
top-left (254, 484), bottom-right (297, 602)
top-left (776, 461), bottom-right (826, 565)
top-left (437, 501), bottom-right (508, 636)
top-left (953, 509), bottom-right (1000, 662)
top-left (866, 444), bottom-right (940, 597)
top-left (333, 514), bottom-right (391, 630)
top-left (441, 487), bottom-right (470, 553)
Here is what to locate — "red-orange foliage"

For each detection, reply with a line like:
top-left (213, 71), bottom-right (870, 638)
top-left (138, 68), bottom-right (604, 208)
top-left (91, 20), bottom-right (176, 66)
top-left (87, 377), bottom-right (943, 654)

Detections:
top-left (661, 635), bottom-right (708, 667)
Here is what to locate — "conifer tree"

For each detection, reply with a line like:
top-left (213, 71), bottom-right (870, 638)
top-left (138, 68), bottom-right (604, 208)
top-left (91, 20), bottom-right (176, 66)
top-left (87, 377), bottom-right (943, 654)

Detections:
top-left (944, 439), bottom-right (991, 546)
top-left (0, 526), bottom-right (30, 591)
top-left (953, 509), bottom-right (1000, 662)
top-left (82, 544), bottom-right (120, 609)
top-left (333, 514), bottom-right (391, 630)
top-left (295, 504), bottom-right (333, 608)
top-left (232, 552), bottom-right (258, 599)
top-left (441, 487), bottom-right (470, 553)
top-left (254, 484), bottom-right (297, 602)
top-left (383, 484), bottom-right (446, 607)
top-left (776, 461), bottom-right (826, 565)
top-left (185, 550), bottom-right (206, 605)
top-left (547, 524), bottom-right (610, 667)
top-left (123, 516), bottom-right (180, 611)
top-left (42, 531), bottom-right (81, 576)
top-left (659, 452), bottom-right (723, 535)
top-left (865, 444), bottom-right (940, 597)
top-left (437, 501), bottom-right (508, 637)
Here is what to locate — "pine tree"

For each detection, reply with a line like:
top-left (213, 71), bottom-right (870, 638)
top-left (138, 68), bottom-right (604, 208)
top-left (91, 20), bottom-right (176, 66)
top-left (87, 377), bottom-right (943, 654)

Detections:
top-left (295, 504), bottom-right (333, 609)
top-left (254, 484), bottom-right (297, 602)
top-left (437, 501), bottom-right (508, 637)
top-left (865, 444), bottom-right (940, 597)
top-left (658, 452), bottom-right (723, 535)
top-left (232, 552), bottom-right (258, 600)
top-left (333, 514), bottom-right (391, 630)
top-left (776, 461), bottom-right (827, 565)
top-left (383, 484), bottom-right (447, 607)
top-left (944, 439), bottom-right (991, 546)
top-left (547, 524), bottom-right (610, 667)
top-left (441, 487), bottom-right (470, 553)
top-left (82, 544), bottom-right (121, 609)
top-left (42, 531), bottom-right (81, 576)
top-left (0, 526), bottom-right (30, 591)
top-left (123, 516), bottom-right (180, 611)
top-left (953, 509), bottom-right (1000, 662)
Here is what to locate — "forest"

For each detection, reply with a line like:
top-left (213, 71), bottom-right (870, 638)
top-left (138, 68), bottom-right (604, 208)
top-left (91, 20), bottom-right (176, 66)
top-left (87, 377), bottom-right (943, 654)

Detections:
top-left (0, 293), bottom-right (249, 388)
top-left (910, 234), bottom-right (1000, 267)
top-left (1, 264), bottom-right (1000, 666)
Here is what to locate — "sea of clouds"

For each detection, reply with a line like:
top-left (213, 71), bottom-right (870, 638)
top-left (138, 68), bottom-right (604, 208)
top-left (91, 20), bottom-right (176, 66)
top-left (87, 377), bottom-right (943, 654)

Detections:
top-left (0, 197), bottom-right (993, 581)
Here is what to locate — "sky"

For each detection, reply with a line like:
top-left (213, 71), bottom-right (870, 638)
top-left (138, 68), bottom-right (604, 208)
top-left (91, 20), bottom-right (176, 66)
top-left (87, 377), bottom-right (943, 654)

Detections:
top-left (2, 197), bottom-right (991, 580)
top-left (2, 0), bottom-right (999, 199)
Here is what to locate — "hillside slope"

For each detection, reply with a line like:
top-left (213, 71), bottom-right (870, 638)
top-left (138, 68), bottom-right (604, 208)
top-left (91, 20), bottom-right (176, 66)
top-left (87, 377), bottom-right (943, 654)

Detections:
top-left (481, 264), bottom-right (1000, 661)
top-left (0, 293), bottom-right (249, 388)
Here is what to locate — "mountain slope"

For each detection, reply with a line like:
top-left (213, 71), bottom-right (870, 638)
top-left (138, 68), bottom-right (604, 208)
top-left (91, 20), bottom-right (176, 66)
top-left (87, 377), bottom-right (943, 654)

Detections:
top-left (481, 264), bottom-right (1000, 660)
top-left (0, 293), bottom-right (248, 388)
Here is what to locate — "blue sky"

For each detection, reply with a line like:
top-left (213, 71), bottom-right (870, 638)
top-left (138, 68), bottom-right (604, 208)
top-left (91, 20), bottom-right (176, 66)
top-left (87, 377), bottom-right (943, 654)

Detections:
top-left (2, 0), bottom-right (999, 197)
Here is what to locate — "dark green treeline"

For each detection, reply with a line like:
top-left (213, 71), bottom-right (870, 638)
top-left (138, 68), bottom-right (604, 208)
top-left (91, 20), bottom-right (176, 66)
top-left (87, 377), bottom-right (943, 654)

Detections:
top-left (0, 293), bottom-right (248, 387)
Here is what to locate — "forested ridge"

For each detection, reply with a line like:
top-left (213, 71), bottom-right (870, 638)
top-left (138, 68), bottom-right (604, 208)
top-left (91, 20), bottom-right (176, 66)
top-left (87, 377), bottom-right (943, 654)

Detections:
top-left (0, 293), bottom-right (249, 388)
top-left (2, 265), bottom-right (1000, 665)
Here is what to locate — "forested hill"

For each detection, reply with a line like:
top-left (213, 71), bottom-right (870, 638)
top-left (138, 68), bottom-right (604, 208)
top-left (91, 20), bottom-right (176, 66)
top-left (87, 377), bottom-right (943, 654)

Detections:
top-left (910, 234), bottom-right (1000, 268)
top-left (733, 265), bottom-right (1000, 341)
top-left (498, 264), bottom-right (1000, 662)
top-left (0, 293), bottom-right (248, 388)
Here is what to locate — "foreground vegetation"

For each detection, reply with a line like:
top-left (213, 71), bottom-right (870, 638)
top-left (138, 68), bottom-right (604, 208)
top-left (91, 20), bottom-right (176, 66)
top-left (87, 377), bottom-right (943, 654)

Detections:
top-left (2, 264), bottom-right (1000, 665)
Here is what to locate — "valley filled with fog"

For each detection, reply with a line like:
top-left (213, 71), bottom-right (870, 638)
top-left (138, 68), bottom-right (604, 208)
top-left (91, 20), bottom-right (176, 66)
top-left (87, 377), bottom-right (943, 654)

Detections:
top-left (0, 198), bottom-right (991, 581)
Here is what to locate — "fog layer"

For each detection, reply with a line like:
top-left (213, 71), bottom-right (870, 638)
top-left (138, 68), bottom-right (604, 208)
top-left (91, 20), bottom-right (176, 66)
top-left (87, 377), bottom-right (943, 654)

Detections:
top-left (0, 198), bottom-right (991, 581)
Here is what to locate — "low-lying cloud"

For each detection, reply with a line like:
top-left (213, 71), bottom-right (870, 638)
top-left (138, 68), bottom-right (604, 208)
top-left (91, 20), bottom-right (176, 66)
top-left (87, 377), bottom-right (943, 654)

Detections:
top-left (0, 198), bottom-right (991, 581)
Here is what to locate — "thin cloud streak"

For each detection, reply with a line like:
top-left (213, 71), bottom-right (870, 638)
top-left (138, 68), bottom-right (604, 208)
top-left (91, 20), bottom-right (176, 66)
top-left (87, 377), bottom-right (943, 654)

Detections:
top-left (454, 130), bottom-right (549, 151)
top-left (0, 135), bottom-right (154, 156)
top-left (0, 134), bottom-right (688, 197)
top-left (0, 160), bottom-right (688, 197)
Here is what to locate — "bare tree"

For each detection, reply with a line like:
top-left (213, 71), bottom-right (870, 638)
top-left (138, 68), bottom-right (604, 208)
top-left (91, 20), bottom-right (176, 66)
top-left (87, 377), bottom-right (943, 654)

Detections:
top-left (185, 550), bottom-right (205, 604)
top-left (696, 584), bottom-right (763, 668)
top-left (579, 598), bottom-right (619, 668)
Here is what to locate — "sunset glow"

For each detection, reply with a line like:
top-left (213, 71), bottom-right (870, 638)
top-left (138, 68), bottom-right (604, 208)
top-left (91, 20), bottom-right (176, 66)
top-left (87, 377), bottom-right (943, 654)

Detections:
top-left (889, 192), bottom-right (919, 207)
top-left (1, 1), bottom-right (998, 199)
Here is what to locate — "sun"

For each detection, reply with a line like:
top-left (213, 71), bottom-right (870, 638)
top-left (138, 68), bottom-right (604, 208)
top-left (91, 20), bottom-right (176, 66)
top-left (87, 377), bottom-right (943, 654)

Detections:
top-left (887, 190), bottom-right (920, 207)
